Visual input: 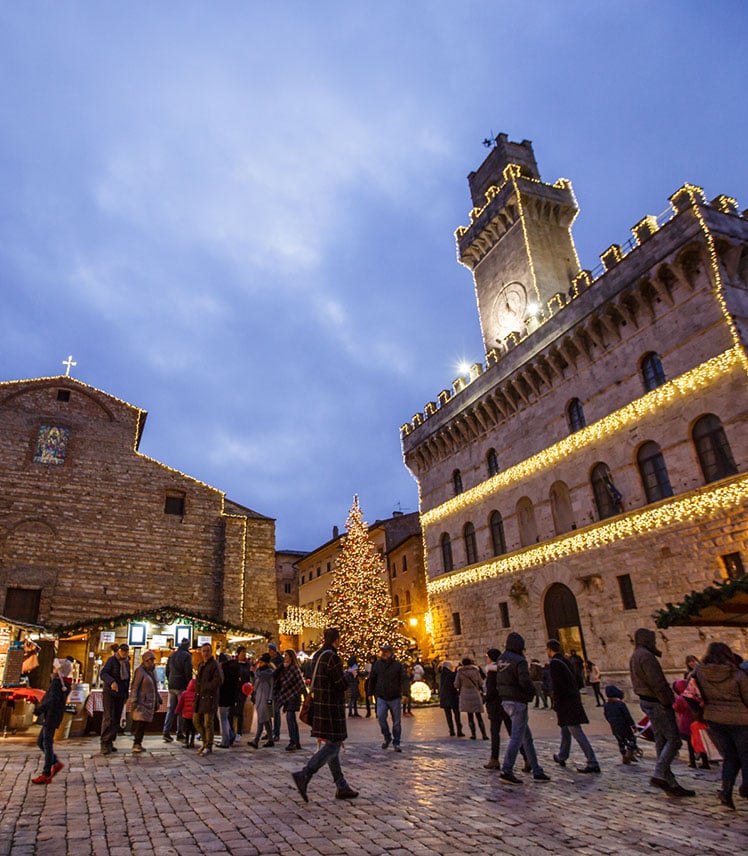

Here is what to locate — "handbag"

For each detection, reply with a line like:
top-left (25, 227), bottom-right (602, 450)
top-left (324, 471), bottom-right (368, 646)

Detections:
top-left (299, 651), bottom-right (331, 727)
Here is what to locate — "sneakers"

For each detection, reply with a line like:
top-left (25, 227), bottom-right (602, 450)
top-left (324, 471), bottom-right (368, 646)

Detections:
top-left (132, 744), bottom-right (143, 754)
top-left (667, 783), bottom-right (695, 798)
top-left (499, 771), bottom-right (522, 785)
top-left (718, 789), bottom-right (736, 809)
top-left (552, 754), bottom-right (566, 767)
top-left (292, 770), bottom-right (309, 803)
top-left (162, 734), bottom-right (174, 743)
top-left (32, 774), bottom-right (52, 785)
top-left (533, 772), bottom-right (551, 781)
top-left (577, 765), bottom-right (601, 774)
top-left (483, 759), bottom-right (500, 769)
top-left (381, 738), bottom-right (391, 750)
top-left (336, 785), bottom-right (359, 799)
top-left (51, 761), bottom-right (65, 778)
top-left (393, 745), bottom-right (402, 753)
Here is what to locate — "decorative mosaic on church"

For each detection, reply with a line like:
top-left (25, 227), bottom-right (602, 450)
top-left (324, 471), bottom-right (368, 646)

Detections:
top-left (33, 424), bottom-right (70, 465)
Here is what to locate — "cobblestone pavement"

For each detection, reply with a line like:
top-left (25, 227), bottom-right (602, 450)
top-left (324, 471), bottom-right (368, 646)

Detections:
top-left (1, 703), bottom-right (746, 855)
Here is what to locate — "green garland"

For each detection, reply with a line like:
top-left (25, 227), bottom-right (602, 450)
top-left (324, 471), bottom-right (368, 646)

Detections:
top-left (654, 576), bottom-right (748, 628)
top-left (53, 603), bottom-right (270, 640)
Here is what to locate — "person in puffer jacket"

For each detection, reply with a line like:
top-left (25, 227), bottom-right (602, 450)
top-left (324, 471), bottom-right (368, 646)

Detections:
top-left (175, 679), bottom-right (197, 748)
top-left (496, 632), bottom-right (549, 784)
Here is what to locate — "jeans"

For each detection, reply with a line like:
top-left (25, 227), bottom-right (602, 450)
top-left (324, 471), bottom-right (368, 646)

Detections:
top-left (218, 705), bottom-right (235, 747)
top-left (501, 701), bottom-right (543, 775)
top-left (706, 721), bottom-right (748, 793)
top-left (100, 693), bottom-right (126, 747)
top-left (302, 740), bottom-right (347, 788)
top-left (376, 697), bottom-right (402, 746)
top-left (286, 709), bottom-right (300, 747)
top-left (163, 689), bottom-right (183, 735)
top-left (557, 724), bottom-right (599, 766)
top-left (640, 700), bottom-right (681, 785)
top-left (347, 689), bottom-right (358, 715)
top-left (37, 725), bottom-right (58, 776)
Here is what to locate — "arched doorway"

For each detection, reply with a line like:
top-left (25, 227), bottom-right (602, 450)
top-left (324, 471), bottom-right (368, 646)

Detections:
top-left (543, 582), bottom-right (586, 661)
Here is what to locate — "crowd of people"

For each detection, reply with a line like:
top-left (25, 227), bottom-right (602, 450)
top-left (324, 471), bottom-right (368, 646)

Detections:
top-left (29, 626), bottom-right (748, 811)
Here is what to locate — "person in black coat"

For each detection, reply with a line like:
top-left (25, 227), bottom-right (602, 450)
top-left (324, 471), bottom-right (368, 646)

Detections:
top-left (438, 661), bottom-right (463, 737)
top-left (32, 658), bottom-right (72, 784)
top-left (546, 639), bottom-right (600, 773)
top-left (163, 638), bottom-right (193, 742)
top-left (100, 643), bottom-right (131, 755)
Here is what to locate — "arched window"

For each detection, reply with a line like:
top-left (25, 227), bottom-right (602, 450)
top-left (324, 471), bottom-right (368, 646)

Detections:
top-left (452, 469), bottom-right (463, 495)
top-left (641, 352), bottom-right (667, 391)
top-left (692, 414), bottom-right (738, 483)
top-left (463, 522), bottom-right (478, 565)
top-left (490, 511), bottom-right (506, 556)
top-left (637, 441), bottom-right (673, 503)
top-left (441, 533), bottom-right (453, 573)
top-left (404, 590), bottom-right (412, 612)
top-left (516, 497), bottom-right (538, 547)
top-left (591, 462), bottom-right (621, 520)
top-left (393, 594), bottom-right (400, 615)
top-left (567, 398), bottom-right (586, 433)
top-left (549, 480), bottom-right (575, 535)
top-left (486, 448), bottom-right (499, 477)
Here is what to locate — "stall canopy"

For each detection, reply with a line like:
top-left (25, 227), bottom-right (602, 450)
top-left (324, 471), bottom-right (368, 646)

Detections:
top-left (655, 576), bottom-right (748, 628)
top-left (52, 604), bottom-right (270, 640)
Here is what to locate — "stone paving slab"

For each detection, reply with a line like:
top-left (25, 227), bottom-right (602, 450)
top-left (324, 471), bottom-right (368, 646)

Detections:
top-left (1, 704), bottom-right (746, 855)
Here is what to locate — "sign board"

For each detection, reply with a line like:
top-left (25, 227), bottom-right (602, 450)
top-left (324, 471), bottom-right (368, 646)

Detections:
top-left (150, 635), bottom-right (167, 649)
top-left (100, 631), bottom-right (115, 645)
top-left (2, 642), bottom-right (24, 687)
top-left (197, 636), bottom-right (212, 647)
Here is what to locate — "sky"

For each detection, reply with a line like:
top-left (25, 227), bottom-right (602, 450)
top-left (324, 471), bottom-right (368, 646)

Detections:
top-left (1, 2), bottom-right (746, 551)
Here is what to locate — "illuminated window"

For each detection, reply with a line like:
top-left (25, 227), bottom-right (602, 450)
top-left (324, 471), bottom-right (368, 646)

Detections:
top-left (641, 352), bottom-right (667, 391)
top-left (463, 523), bottom-right (477, 565)
top-left (721, 552), bottom-right (744, 581)
top-left (591, 463), bottom-right (620, 520)
top-left (566, 398), bottom-right (586, 434)
top-left (637, 441), bottom-right (673, 503)
top-left (490, 511), bottom-right (506, 556)
top-left (487, 448), bottom-right (499, 477)
top-left (692, 414), bottom-right (737, 483)
top-left (452, 469), bottom-right (463, 496)
top-left (441, 533), bottom-right (453, 573)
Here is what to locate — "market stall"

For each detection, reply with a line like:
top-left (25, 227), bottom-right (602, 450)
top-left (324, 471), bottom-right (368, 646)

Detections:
top-left (0, 615), bottom-right (53, 736)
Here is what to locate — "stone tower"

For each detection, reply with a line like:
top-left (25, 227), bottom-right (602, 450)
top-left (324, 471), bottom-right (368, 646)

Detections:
top-left (456, 133), bottom-right (581, 355)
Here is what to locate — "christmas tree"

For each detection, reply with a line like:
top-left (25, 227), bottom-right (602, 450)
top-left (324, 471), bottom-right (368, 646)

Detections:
top-left (324, 496), bottom-right (410, 665)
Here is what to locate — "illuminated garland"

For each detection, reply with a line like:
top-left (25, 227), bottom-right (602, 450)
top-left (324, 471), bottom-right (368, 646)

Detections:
top-left (279, 605), bottom-right (327, 635)
top-left (427, 475), bottom-right (748, 595)
top-left (421, 346), bottom-right (743, 527)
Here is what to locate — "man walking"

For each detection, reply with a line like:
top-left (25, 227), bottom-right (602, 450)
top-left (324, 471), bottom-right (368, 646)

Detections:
top-left (163, 638), bottom-right (193, 742)
top-left (194, 643), bottom-right (222, 756)
top-left (497, 632), bottom-right (550, 784)
top-left (630, 627), bottom-right (694, 797)
top-left (546, 639), bottom-right (601, 773)
top-left (100, 643), bottom-right (130, 755)
top-left (291, 628), bottom-right (358, 801)
top-left (369, 643), bottom-right (408, 753)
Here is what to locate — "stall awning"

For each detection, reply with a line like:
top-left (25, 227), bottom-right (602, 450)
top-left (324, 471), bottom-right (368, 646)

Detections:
top-left (655, 576), bottom-right (748, 628)
top-left (53, 604), bottom-right (270, 640)
top-left (0, 615), bottom-right (47, 633)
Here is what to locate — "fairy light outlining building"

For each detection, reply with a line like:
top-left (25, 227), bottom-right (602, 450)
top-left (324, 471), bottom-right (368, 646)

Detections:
top-left (401, 134), bottom-right (748, 681)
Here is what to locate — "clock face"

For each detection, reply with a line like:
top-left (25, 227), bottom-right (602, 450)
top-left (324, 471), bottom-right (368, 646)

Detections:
top-left (493, 281), bottom-right (527, 337)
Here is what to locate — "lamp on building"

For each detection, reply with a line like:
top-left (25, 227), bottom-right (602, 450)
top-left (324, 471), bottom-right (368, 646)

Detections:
top-left (409, 617), bottom-right (418, 627)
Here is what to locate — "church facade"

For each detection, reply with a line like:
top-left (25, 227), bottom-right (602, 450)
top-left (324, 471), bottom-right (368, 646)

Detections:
top-left (401, 135), bottom-right (748, 683)
top-left (0, 376), bottom-right (278, 634)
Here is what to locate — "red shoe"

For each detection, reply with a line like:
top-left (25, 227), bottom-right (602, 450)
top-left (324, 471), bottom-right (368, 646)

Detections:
top-left (32, 774), bottom-right (52, 785)
top-left (51, 761), bottom-right (65, 778)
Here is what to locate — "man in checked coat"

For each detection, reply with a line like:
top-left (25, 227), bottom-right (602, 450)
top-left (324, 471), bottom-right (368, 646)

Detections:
top-left (292, 628), bottom-right (358, 801)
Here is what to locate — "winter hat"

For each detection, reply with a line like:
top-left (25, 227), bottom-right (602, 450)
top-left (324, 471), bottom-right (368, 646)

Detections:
top-left (54, 658), bottom-right (73, 679)
top-left (604, 685), bottom-right (624, 699)
top-left (268, 642), bottom-right (278, 651)
top-left (487, 648), bottom-right (501, 662)
top-left (505, 632), bottom-right (525, 654)
top-left (259, 653), bottom-right (272, 664)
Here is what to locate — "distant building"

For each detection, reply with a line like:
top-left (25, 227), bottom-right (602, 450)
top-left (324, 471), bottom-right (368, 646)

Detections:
top-left (401, 135), bottom-right (748, 683)
top-left (0, 376), bottom-right (278, 636)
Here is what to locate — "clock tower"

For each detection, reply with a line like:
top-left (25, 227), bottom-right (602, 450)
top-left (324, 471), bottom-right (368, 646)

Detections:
top-left (456, 134), bottom-right (580, 356)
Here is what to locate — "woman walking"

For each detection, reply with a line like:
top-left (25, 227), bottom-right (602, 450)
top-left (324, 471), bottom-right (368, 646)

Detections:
top-left (454, 658), bottom-right (488, 740)
top-left (276, 649), bottom-right (308, 751)
top-left (130, 650), bottom-right (160, 753)
top-left (248, 653), bottom-right (276, 748)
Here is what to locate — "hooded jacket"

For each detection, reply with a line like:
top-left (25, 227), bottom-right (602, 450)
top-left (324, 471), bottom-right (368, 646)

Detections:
top-left (694, 663), bottom-right (748, 726)
top-left (629, 628), bottom-right (673, 706)
top-left (496, 633), bottom-right (535, 703)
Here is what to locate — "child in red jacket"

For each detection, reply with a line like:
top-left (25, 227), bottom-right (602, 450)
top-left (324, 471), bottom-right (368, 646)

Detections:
top-left (175, 678), bottom-right (197, 748)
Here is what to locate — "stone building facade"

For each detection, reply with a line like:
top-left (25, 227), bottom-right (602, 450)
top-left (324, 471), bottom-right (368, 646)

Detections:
top-left (401, 135), bottom-right (748, 685)
top-left (0, 376), bottom-right (278, 634)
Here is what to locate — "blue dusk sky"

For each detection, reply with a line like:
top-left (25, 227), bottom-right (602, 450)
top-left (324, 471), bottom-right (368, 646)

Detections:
top-left (1, 2), bottom-right (746, 550)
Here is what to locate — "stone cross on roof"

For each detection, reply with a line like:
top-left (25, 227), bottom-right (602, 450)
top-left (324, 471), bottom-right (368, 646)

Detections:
top-left (62, 355), bottom-right (77, 377)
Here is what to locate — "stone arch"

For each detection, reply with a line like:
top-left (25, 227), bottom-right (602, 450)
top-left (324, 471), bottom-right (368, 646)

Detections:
top-left (543, 582), bottom-right (587, 661)
top-left (549, 480), bottom-right (575, 535)
top-left (516, 496), bottom-right (538, 547)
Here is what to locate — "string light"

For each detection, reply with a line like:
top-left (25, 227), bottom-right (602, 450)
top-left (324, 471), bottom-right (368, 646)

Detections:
top-left (279, 605), bottom-right (327, 636)
top-left (427, 475), bottom-right (748, 595)
top-left (420, 346), bottom-right (743, 528)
